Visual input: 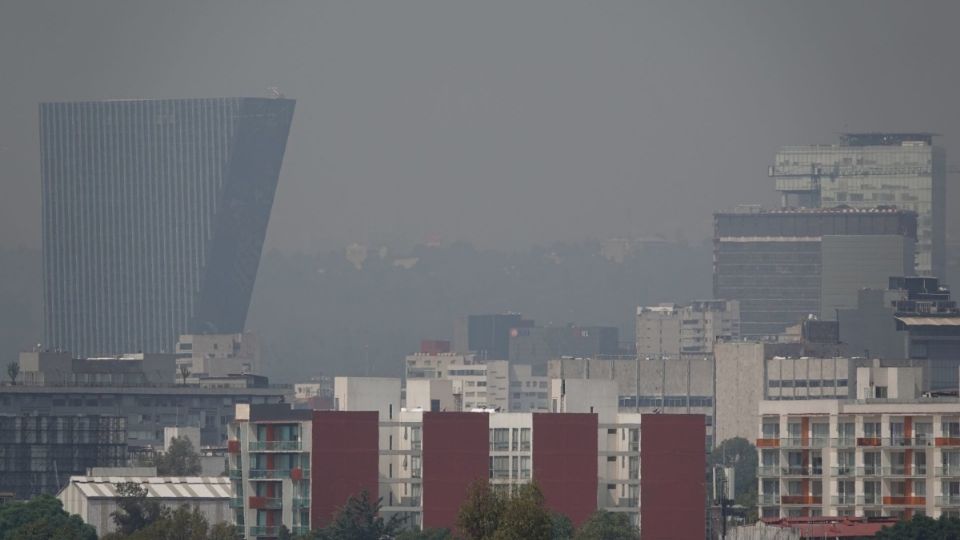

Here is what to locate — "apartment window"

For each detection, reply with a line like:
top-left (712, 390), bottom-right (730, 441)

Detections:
top-left (943, 419), bottom-right (960, 438)
top-left (520, 428), bottom-right (531, 451)
top-left (490, 428), bottom-right (509, 451)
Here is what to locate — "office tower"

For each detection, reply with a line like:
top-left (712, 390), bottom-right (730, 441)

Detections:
top-left (40, 98), bottom-right (295, 356)
top-left (508, 325), bottom-right (621, 373)
top-left (714, 207), bottom-right (917, 339)
top-left (452, 314), bottom-right (533, 360)
top-left (635, 300), bottom-right (739, 359)
top-left (771, 132), bottom-right (946, 277)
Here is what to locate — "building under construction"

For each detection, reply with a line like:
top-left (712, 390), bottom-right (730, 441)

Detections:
top-left (0, 414), bottom-right (127, 499)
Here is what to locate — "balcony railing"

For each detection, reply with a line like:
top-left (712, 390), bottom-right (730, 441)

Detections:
top-left (937, 466), bottom-right (960, 477)
top-left (857, 437), bottom-right (882, 447)
top-left (249, 441), bottom-right (302, 452)
top-left (411, 468), bottom-right (422, 479)
top-left (249, 526), bottom-right (279, 537)
top-left (856, 466), bottom-right (882, 477)
top-left (883, 437), bottom-right (934, 448)
top-left (758, 493), bottom-right (780, 505)
top-left (229, 497), bottom-right (243, 509)
top-left (756, 438), bottom-right (780, 448)
top-left (616, 498), bottom-right (639, 508)
top-left (882, 466), bottom-right (927, 476)
top-left (833, 437), bottom-right (857, 448)
top-left (831, 466), bottom-right (855, 477)
top-left (490, 441), bottom-right (510, 451)
top-left (857, 495), bottom-right (882, 506)
top-left (831, 495), bottom-right (856, 505)
top-left (938, 437), bottom-right (960, 447)
top-left (293, 497), bottom-right (310, 509)
top-left (883, 496), bottom-right (926, 506)
top-left (781, 495), bottom-right (822, 505)
top-left (292, 526), bottom-right (311, 536)
top-left (411, 440), bottom-right (422, 451)
top-left (490, 468), bottom-right (510, 479)
top-left (937, 495), bottom-right (960, 507)
top-left (248, 497), bottom-right (282, 510)
top-left (228, 469), bottom-right (243, 480)
top-left (758, 466), bottom-right (780, 477)
top-left (781, 466), bottom-right (821, 476)
top-left (395, 496), bottom-right (421, 507)
top-left (249, 469), bottom-right (292, 479)
top-left (781, 437), bottom-right (829, 449)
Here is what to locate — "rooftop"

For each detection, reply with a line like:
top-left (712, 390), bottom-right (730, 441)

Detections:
top-left (62, 476), bottom-right (231, 500)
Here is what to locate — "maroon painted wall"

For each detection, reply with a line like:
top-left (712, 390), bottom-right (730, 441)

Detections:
top-left (310, 411), bottom-right (379, 527)
top-left (640, 414), bottom-right (706, 540)
top-left (532, 413), bottom-right (598, 526)
top-left (422, 412), bottom-right (489, 530)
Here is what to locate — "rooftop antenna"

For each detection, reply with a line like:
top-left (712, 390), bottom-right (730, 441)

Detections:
top-left (268, 86), bottom-right (284, 99)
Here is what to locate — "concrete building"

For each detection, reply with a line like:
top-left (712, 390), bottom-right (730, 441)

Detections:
top-left (756, 366), bottom-right (960, 521)
top-left (508, 325), bottom-right (620, 374)
top-left (176, 333), bottom-right (261, 379)
top-left (59, 475), bottom-right (232, 537)
top-left (453, 314), bottom-right (532, 360)
top-left (228, 379), bottom-right (705, 539)
top-left (714, 207), bottom-right (918, 338)
top-left (771, 132), bottom-right (946, 277)
top-left (0, 414), bottom-right (127, 499)
top-left (839, 276), bottom-right (960, 391)
top-left (635, 300), bottom-right (740, 358)
top-left (0, 382), bottom-right (289, 449)
top-left (41, 98), bottom-right (295, 357)
top-left (18, 350), bottom-right (177, 386)
top-left (404, 353), bottom-right (548, 412)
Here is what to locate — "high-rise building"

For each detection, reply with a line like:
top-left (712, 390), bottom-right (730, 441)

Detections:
top-left (771, 133), bottom-right (946, 277)
top-left (508, 325), bottom-right (621, 373)
top-left (714, 207), bottom-right (917, 338)
top-left (40, 97), bottom-right (295, 356)
top-left (452, 314), bottom-right (532, 360)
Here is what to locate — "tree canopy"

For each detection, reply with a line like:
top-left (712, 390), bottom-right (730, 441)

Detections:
top-left (874, 514), bottom-right (960, 539)
top-left (0, 495), bottom-right (96, 540)
top-left (573, 511), bottom-right (639, 540)
top-left (710, 437), bottom-right (758, 507)
top-left (312, 490), bottom-right (404, 540)
top-left (155, 437), bottom-right (202, 476)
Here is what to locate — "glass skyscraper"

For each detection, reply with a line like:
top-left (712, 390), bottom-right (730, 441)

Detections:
top-left (771, 133), bottom-right (946, 277)
top-left (40, 97), bottom-right (295, 356)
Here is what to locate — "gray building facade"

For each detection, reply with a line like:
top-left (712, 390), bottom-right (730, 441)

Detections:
top-left (41, 98), bottom-right (295, 356)
top-left (713, 207), bottom-right (917, 338)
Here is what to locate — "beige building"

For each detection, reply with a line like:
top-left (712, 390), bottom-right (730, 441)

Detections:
top-left (636, 300), bottom-right (739, 359)
top-left (176, 333), bottom-right (260, 379)
top-left (405, 353), bottom-right (547, 411)
top-left (755, 365), bottom-right (960, 521)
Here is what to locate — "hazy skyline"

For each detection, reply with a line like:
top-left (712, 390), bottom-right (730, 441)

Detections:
top-left (2, 0), bottom-right (959, 253)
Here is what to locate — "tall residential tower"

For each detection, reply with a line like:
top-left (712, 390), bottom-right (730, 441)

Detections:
top-left (40, 98), bottom-right (295, 356)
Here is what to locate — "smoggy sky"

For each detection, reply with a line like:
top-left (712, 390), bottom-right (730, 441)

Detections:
top-left (2, 0), bottom-right (959, 253)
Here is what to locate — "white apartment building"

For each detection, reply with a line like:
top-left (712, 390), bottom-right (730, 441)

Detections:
top-left (636, 300), bottom-right (740, 358)
top-left (757, 365), bottom-right (960, 520)
top-left (404, 353), bottom-right (548, 411)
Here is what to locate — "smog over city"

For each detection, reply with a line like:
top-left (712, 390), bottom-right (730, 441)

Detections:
top-left (1, 2), bottom-right (960, 538)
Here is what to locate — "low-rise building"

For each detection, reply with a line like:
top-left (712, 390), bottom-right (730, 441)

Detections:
top-left (176, 332), bottom-right (261, 379)
top-left (58, 474), bottom-right (233, 537)
top-left (636, 300), bottom-right (740, 359)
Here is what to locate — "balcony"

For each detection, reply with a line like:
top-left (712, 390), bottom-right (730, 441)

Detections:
top-left (249, 526), bottom-right (279, 537)
top-left (395, 496), bottom-right (421, 507)
top-left (883, 496), bottom-right (926, 506)
top-left (758, 493), bottom-right (780, 505)
top-left (228, 469), bottom-right (243, 480)
top-left (490, 441), bottom-right (510, 452)
top-left (781, 466), bottom-right (816, 477)
top-left (883, 437), bottom-right (933, 448)
top-left (249, 441), bottom-right (302, 452)
top-left (781, 495), bottom-right (822, 505)
top-left (229, 497), bottom-right (243, 509)
top-left (831, 466), bottom-right (855, 477)
top-left (616, 498), bottom-right (639, 508)
top-left (882, 466), bottom-right (927, 476)
top-left (411, 440), bottom-right (422, 451)
top-left (831, 495), bottom-right (856, 506)
top-left (936, 438), bottom-right (960, 447)
top-left (248, 496), bottom-right (282, 510)
top-left (856, 495), bottom-right (882, 506)
top-left (781, 437), bottom-right (829, 449)
top-left (411, 468), bottom-right (422, 479)
top-left (758, 466), bottom-right (781, 477)
top-left (833, 437), bottom-right (856, 448)
top-left (292, 526), bottom-right (311, 536)
top-left (937, 466), bottom-right (960, 477)
top-left (857, 437), bottom-right (882, 447)
top-left (937, 495), bottom-right (960, 507)
top-left (293, 497), bottom-right (310, 509)
top-left (756, 438), bottom-right (780, 449)
top-left (856, 466), bottom-right (882, 477)
top-left (227, 440), bottom-right (241, 454)
top-left (249, 469), bottom-right (292, 480)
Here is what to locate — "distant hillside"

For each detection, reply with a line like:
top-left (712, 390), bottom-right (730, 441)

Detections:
top-left (0, 240), bottom-right (712, 382)
top-left (246, 240), bottom-right (711, 381)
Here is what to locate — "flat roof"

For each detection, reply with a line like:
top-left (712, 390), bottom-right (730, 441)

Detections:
top-left (63, 476), bottom-right (231, 500)
top-left (895, 316), bottom-right (960, 327)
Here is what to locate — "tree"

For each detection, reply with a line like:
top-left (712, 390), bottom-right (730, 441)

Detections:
top-left (709, 437), bottom-right (758, 508)
top-left (0, 495), bottom-right (96, 540)
top-left (395, 528), bottom-right (452, 540)
top-left (178, 364), bottom-right (191, 386)
top-left (103, 502), bottom-right (239, 540)
top-left (874, 514), bottom-right (960, 539)
top-left (492, 483), bottom-right (553, 540)
top-left (456, 481), bottom-right (505, 540)
top-left (156, 437), bottom-right (202, 476)
top-left (550, 513), bottom-right (574, 540)
top-left (573, 511), bottom-right (639, 540)
top-left (6, 362), bottom-right (18, 385)
top-left (109, 482), bottom-right (167, 536)
top-left (315, 490), bottom-right (404, 540)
